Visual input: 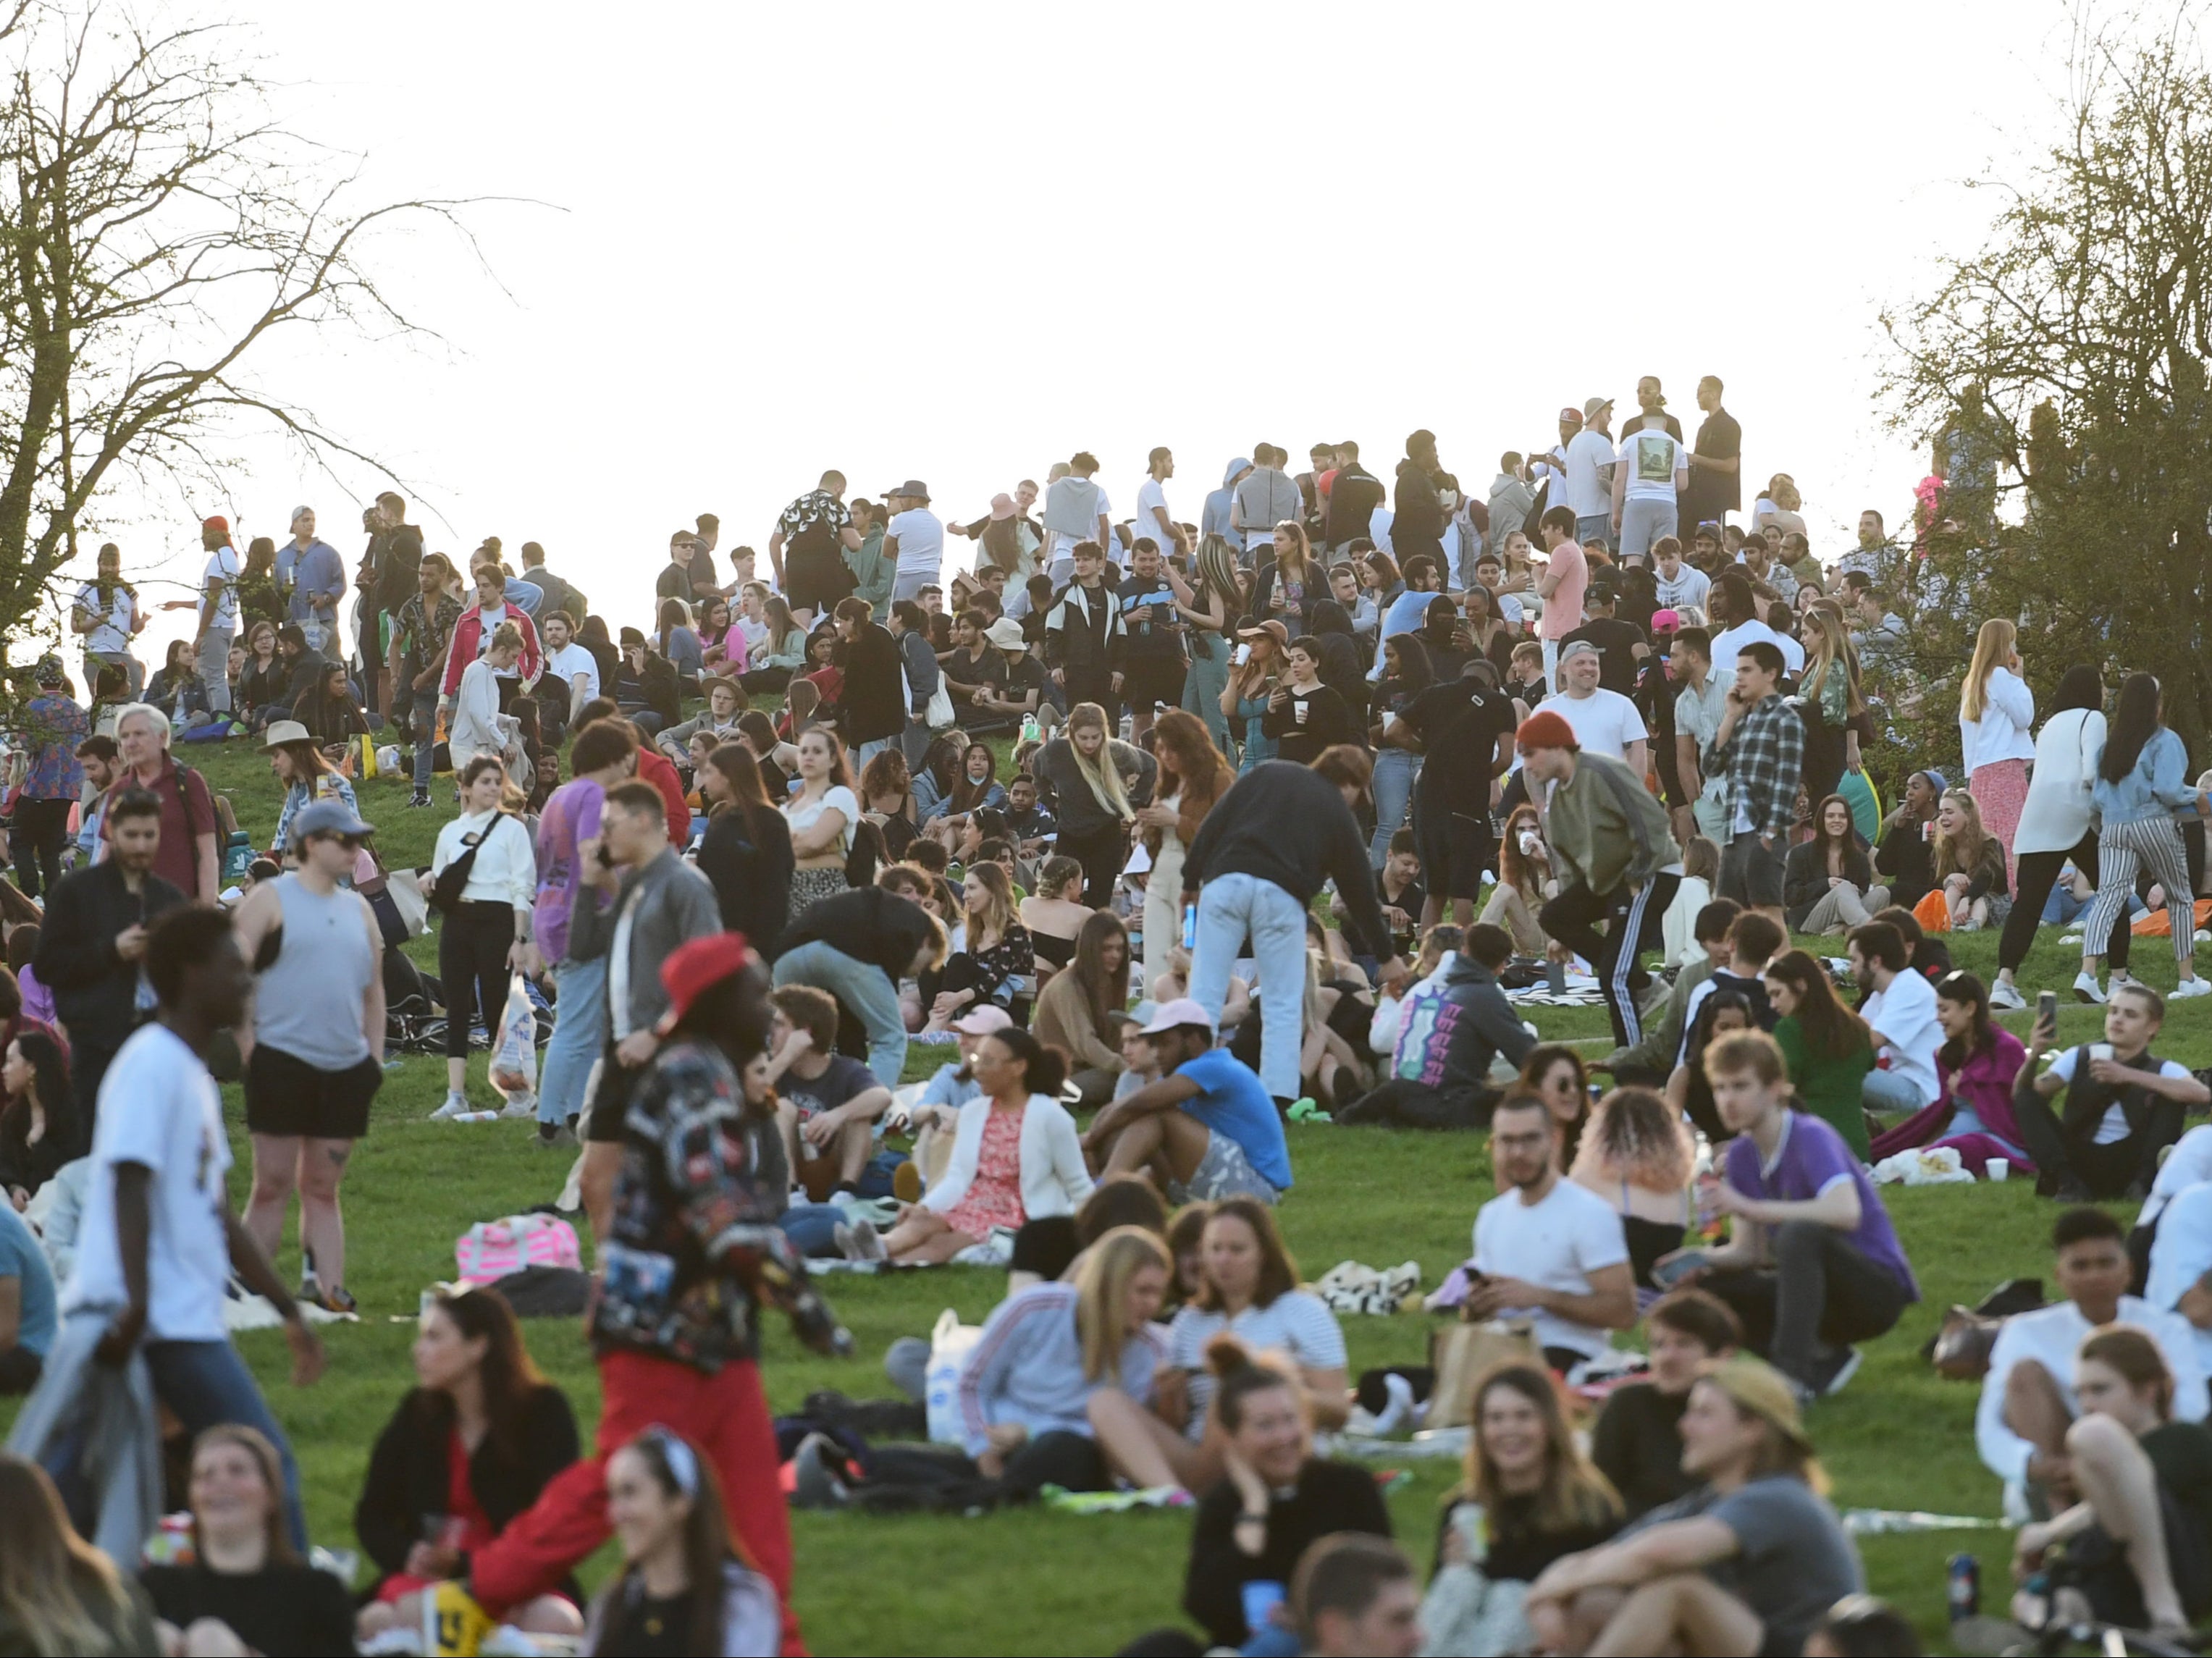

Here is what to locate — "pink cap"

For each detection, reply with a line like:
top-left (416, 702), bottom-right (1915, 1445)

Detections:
top-left (951, 1006), bottom-right (1014, 1036)
top-left (1650, 607), bottom-right (1683, 634)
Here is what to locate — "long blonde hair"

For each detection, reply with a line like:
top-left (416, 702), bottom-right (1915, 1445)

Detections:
top-left (1931, 788), bottom-right (1995, 881)
top-left (1062, 702), bottom-right (1133, 820)
top-left (963, 859), bottom-right (1017, 950)
top-left (1799, 610), bottom-right (1864, 717)
top-left (0, 1454), bottom-right (134, 1655)
top-left (1960, 618), bottom-right (2018, 724)
top-left (1075, 1226), bottom-right (1169, 1381)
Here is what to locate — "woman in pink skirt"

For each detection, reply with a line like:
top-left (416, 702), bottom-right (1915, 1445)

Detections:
top-left (1960, 618), bottom-right (2035, 885)
top-left (840, 1030), bottom-right (1093, 1265)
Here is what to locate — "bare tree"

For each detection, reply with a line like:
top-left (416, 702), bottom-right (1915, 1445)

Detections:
top-left (0, 0), bottom-right (505, 641)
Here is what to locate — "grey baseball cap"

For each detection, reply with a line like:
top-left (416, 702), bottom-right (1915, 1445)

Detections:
top-left (287, 799), bottom-right (373, 849)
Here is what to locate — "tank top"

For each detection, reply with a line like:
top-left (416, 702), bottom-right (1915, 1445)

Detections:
top-left (257, 872), bottom-right (375, 1069)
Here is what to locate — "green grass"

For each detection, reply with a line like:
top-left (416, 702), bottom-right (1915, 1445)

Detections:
top-left (12, 734), bottom-right (2208, 1654)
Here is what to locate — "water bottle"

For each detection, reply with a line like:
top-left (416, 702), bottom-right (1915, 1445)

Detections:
top-left (1946, 1554), bottom-right (1980, 1623)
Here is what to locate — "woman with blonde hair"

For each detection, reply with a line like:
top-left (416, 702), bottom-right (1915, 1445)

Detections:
top-left (1481, 802), bottom-right (1554, 955)
top-left (1174, 534), bottom-right (1240, 751)
top-left (1930, 786), bottom-right (2011, 931)
top-left (1795, 608), bottom-right (1865, 801)
top-left (1222, 620), bottom-right (1287, 773)
top-left (922, 861), bottom-right (1035, 1030)
top-left (1251, 521), bottom-right (1319, 637)
top-left (1570, 1087), bottom-right (1696, 1290)
top-left (1959, 616), bottom-right (2035, 882)
top-left (0, 1452), bottom-right (155, 1656)
top-left (781, 725), bottom-right (860, 922)
top-left (1033, 701), bottom-right (1155, 909)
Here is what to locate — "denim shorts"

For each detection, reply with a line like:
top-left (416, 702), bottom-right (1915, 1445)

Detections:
top-left (1170, 1127), bottom-right (1281, 1205)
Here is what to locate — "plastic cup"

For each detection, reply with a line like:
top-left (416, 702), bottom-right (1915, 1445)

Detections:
top-left (1242, 1581), bottom-right (1287, 1633)
top-left (1987, 1158), bottom-right (2010, 1183)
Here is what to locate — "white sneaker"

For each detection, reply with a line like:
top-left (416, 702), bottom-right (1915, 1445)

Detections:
top-left (1988, 980), bottom-right (2027, 1011)
top-left (429, 1092), bottom-right (470, 1120)
top-left (500, 1092), bottom-right (539, 1119)
top-left (2073, 972), bottom-right (2107, 1005)
top-left (2171, 977), bottom-right (2212, 999)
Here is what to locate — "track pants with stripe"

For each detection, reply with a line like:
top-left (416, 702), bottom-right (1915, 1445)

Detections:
top-left (1540, 872), bottom-right (1680, 1049)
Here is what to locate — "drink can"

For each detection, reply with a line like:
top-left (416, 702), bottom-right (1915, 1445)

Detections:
top-left (1946, 1553), bottom-right (1979, 1622)
top-left (1181, 902), bottom-right (1198, 951)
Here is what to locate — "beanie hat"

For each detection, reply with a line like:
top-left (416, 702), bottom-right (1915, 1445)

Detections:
top-left (1515, 709), bottom-right (1578, 752)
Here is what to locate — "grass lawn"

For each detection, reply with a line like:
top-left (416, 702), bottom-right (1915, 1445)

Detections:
top-left (12, 732), bottom-right (2209, 1654)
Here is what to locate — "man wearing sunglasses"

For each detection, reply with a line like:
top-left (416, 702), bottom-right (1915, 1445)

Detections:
top-left (230, 799), bottom-right (387, 1316)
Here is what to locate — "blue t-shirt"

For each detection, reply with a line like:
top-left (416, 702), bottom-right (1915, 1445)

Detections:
top-left (288, 540), bottom-right (347, 625)
top-left (0, 1204), bottom-right (57, 1358)
top-left (1723, 1111), bottom-right (1919, 1301)
top-left (1373, 588), bottom-right (1437, 675)
top-left (1176, 1049), bottom-right (1293, 1191)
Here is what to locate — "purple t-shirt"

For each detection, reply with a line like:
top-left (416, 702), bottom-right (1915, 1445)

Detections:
top-left (1723, 1111), bottom-right (1919, 1300)
top-left (534, 777), bottom-right (607, 964)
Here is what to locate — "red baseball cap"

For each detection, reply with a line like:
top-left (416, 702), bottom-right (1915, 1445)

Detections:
top-left (655, 933), bottom-right (760, 1034)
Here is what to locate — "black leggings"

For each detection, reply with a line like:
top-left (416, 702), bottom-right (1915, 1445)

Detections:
top-left (2002, 834), bottom-right (2129, 972)
top-left (438, 901), bottom-right (515, 1059)
top-left (1056, 822), bottom-right (1130, 910)
top-left (8, 798), bottom-right (72, 901)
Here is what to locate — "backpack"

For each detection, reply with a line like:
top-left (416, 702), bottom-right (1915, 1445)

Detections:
top-left (430, 813), bottom-right (513, 914)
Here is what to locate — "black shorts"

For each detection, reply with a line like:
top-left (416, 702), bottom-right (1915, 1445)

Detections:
top-left (1719, 829), bottom-right (1786, 909)
top-left (583, 1045), bottom-right (644, 1143)
top-left (786, 547), bottom-right (851, 614)
top-left (1119, 657), bottom-right (1187, 715)
top-left (243, 1045), bottom-right (382, 1140)
top-left (1416, 801), bottom-right (1494, 901)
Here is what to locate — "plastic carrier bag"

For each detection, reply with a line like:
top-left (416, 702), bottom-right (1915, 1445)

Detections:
top-left (487, 973), bottom-right (538, 1107)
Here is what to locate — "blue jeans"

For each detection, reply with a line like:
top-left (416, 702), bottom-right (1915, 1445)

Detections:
top-left (539, 954), bottom-right (608, 1126)
top-left (1190, 872), bottom-right (1308, 1101)
top-left (1862, 1066), bottom-right (1930, 1116)
top-left (773, 940), bottom-right (907, 1086)
top-left (778, 1203), bottom-right (846, 1257)
top-left (145, 1339), bottom-right (306, 1553)
top-left (1368, 748), bottom-right (1421, 867)
top-left (857, 738), bottom-right (895, 770)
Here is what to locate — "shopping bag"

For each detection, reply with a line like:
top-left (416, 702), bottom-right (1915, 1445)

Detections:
top-left (924, 1307), bottom-right (983, 1444)
top-left (487, 972), bottom-right (538, 1106)
top-left (1425, 1319), bottom-right (1539, 1430)
top-left (455, 1212), bottom-right (584, 1284)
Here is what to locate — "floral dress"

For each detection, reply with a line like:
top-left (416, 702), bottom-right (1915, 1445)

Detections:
top-left (943, 1102), bottom-right (1027, 1240)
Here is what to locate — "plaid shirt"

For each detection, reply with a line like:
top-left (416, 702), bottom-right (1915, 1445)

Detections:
top-left (1705, 691), bottom-right (1803, 838)
top-left (591, 1039), bottom-right (845, 1372)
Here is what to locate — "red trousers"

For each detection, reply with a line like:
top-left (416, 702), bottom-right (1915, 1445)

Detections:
top-left (470, 1347), bottom-right (804, 1656)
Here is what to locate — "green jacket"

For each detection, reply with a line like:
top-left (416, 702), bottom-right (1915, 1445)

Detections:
top-left (1543, 751), bottom-right (1675, 897)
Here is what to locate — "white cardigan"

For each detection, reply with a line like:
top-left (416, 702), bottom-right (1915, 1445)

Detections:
top-left (2014, 707), bottom-right (2107, 857)
top-left (1960, 665), bottom-right (2036, 773)
top-left (922, 1093), bottom-right (1095, 1221)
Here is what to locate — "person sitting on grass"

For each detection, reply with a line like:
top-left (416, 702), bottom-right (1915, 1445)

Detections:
top-left (1464, 1091), bottom-right (1636, 1376)
top-left (1033, 909), bottom-right (1132, 1108)
top-left (141, 1425), bottom-right (356, 1658)
top-left (1590, 1290), bottom-right (1744, 1520)
top-left (1665, 988), bottom-right (1756, 1148)
top-left (1444, 1360), bottom-right (1626, 1608)
top-left (838, 1028), bottom-right (1091, 1266)
top-left (1761, 949), bottom-right (1876, 1161)
top-left (1975, 1206), bottom-right (2206, 1512)
top-left (354, 1284), bottom-right (584, 1643)
top-left (1674, 909), bottom-right (1780, 1070)
top-left (1870, 969), bottom-right (2035, 1176)
top-left (1180, 1342), bottom-right (1392, 1652)
top-left (1662, 1030), bottom-right (1919, 1401)
top-left (1523, 1355), bottom-right (1864, 1658)
top-left (581, 1428), bottom-right (785, 1657)
top-left (1289, 1533), bottom-right (1425, 1658)
top-left (761, 985), bottom-right (895, 1203)
top-left (1803, 1595), bottom-right (1925, 1658)
top-left (1568, 1086), bottom-right (1696, 1292)
top-left (1594, 897), bottom-right (1739, 1088)
top-left (1084, 1000), bottom-right (1294, 1205)
top-left (2009, 1326), bottom-right (2212, 1643)
top-left (2011, 981), bottom-right (2208, 1203)
top-left (1338, 923), bottom-right (1536, 1131)
top-left (1846, 921), bottom-right (1943, 1122)
top-left (956, 1226), bottom-right (1179, 1496)
top-left (0, 1453), bottom-right (160, 1657)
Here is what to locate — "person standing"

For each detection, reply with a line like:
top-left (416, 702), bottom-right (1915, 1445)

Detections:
top-left (520, 541), bottom-right (587, 629)
top-left (1960, 618), bottom-right (2036, 887)
top-left (1042, 453), bottom-right (1113, 582)
top-left (1233, 444), bottom-right (1304, 563)
top-left (1183, 749), bottom-right (1406, 1111)
top-left (1681, 375), bottom-right (1743, 532)
top-left (232, 801), bottom-right (385, 1316)
top-left (19, 905), bottom-right (325, 1560)
top-left (363, 492), bottom-right (426, 718)
top-left (9, 657), bottom-right (87, 902)
top-left (1135, 447), bottom-right (1190, 563)
top-left (193, 516), bottom-right (243, 718)
top-left (393, 553), bottom-right (463, 807)
top-left (530, 719), bottom-right (638, 1148)
top-left (450, 935), bottom-right (849, 1658)
top-left (886, 600), bottom-right (941, 768)
top-left (1993, 667), bottom-right (2112, 1011)
top-left (1323, 441), bottom-right (1384, 564)
top-left (106, 703), bottom-right (219, 901)
top-left (438, 565), bottom-right (543, 715)
top-left (282, 508), bottom-right (346, 653)
top-left (1518, 710), bottom-right (1682, 1050)
top-left (883, 480), bottom-right (945, 604)
top-left (833, 597), bottom-right (904, 766)
top-left (1611, 407), bottom-right (1689, 565)
top-left (31, 788), bottom-right (184, 1137)
top-left (1704, 641), bottom-right (1802, 933)
top-left (1045, 541), bottom-right (1127, 720)
top-left (1391, 430), bottom-right (1447, 573)
top-left (2077, 673), bottom-right (2212, 1003)
top-left (1547, 640), bottom-right (1649, 771)
top-left (1534, 505), bottom-right (1588, 690)
top-left (1033, 703), bottom-right (1154, 910)
top-left (1394, 643), bottom-right (1519, 928)
top-left (1114, 536), bottom-right (1187, 742)
top-left (429, 758), bottom-right (538, 1120)
top-left (1563, 398), bottom-right (1618, 552)
top-left (72, 543), bottom-right (148, 698)
top-left (769, 471), bottom-right (863, 624)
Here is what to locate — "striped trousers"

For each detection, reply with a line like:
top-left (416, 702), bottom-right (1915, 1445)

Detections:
top-left (2083, 817), bottom-right (2194, 965)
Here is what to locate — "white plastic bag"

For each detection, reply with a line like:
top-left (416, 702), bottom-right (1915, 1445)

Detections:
top-left (923, 1307), bottom-right (982, 1445)
top-left (488, 974), bottom-right (537, 1108)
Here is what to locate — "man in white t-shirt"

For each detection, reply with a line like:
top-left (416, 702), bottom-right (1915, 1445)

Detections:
top-left (193, 516), bottom-right (243, 715)
top-left (1563, 397), bottom-right (1618, 552)
top-left (1611, 411), bottom-right (1689, 565)
top-left (1850, 921), bottom-right (1942, 1115)
top-left (1550, 641), bottom-right (1648, 773)
top-left (1706, 570), bottom-right (1805, 679)
top-left (1136, 447), bottom-right (1189, 563)
top-left (1466, 1095), bottom-right (1635, 1371)
top-left (537, 610), bottom-right (600, 743)
top-left (883, 480), bottom-right (945, 604)
top-left (35, 905), bottom-right (324, 1554)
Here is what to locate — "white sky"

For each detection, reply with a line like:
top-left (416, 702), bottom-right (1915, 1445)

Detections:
top-left (61, 0), bottom-right (2101, 660)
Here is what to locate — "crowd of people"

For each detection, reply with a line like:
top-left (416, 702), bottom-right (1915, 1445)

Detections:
top-left (0, 379), bottom-right (2210, 1655)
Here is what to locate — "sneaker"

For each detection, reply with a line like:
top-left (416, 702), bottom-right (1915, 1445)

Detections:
top-left (1804, 1345), bottom-right (1863, 1398)
top-left (2072, 972), bottom-right (2107, 1005)
top-left (836, 1218), bottom-right (886, 1263)
top-left (1987, 980), bottom-right (2027, 1011)
top-left (2173, 977), bottom-right (2212, 999)
top-left (891, 1161), bottom-right (923, 1204)
top-left (429, 1092), bottom-right (471, 1121)
top-left (306, 1284), bottom-right (358, 1317)
top-left (534, 1126), bottom-right (579, 1150)
top-left (500, 1092), bottom-right (539, 1119)
top-left (406, 790), bottom-right (432, 809)
top-left (1368, 1372), bottom-right (1417, 1437)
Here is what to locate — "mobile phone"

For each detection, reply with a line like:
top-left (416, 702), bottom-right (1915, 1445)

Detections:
top-left (2037, 990), bottom-right (2058, 1028)
top-left (1652, 1251), bottom-right (1709, 1289)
